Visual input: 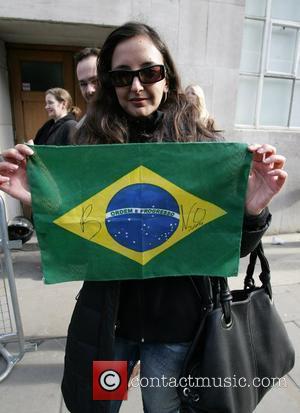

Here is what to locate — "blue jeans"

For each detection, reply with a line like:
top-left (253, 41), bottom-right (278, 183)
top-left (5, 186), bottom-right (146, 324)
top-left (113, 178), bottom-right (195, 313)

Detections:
top-left (109, 337), bottom-right (191, 413)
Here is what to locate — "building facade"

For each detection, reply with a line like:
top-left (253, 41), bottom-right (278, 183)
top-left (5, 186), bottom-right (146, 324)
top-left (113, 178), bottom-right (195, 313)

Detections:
top-left (0, 0), bottom-right (299, 233)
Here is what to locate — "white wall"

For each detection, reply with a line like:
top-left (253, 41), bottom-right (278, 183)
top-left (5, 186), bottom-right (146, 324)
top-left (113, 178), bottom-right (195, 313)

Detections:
top-left (177, 0), bottom-right (245, 132)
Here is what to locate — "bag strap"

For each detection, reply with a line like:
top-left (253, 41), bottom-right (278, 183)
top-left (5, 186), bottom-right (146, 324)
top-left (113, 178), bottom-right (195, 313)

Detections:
top-left (190, 241), bottom-right (272, 321)
top-left (219, 241), bottom-right (272, 325)
top-left (244, 241), bottom-right (272, 298)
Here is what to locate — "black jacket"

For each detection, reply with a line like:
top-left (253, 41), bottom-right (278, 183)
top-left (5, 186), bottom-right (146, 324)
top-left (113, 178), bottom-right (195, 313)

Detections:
top-left (34, 113), bottom-right (77, 145)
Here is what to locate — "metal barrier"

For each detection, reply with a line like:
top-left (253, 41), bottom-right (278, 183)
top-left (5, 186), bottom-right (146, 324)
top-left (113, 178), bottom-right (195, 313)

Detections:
top-left (0, 195), bottom-right (26, 382)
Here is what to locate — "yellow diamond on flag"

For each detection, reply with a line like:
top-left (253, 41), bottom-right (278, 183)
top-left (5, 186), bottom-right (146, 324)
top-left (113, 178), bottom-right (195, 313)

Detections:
top-left (53, 166), bottom-right (226, 265)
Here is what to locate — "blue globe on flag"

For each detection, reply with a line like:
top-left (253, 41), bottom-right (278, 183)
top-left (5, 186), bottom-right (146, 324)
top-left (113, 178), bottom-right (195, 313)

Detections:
top-left (105, 184), bottom-right (180, 252)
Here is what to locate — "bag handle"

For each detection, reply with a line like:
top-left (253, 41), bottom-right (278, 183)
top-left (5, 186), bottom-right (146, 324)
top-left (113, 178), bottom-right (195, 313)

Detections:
top-left (244, 241), bottom-right (271, 297)
top-left (190, 241), bottom-right (272, 325)
top-left (220, 241), bottom-right (272, 326)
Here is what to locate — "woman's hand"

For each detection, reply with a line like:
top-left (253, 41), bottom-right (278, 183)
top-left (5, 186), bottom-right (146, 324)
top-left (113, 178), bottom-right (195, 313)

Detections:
top-left (0, 142), bottom-right (34, 205)
top-left (246, 144), bottom-right (287, 216)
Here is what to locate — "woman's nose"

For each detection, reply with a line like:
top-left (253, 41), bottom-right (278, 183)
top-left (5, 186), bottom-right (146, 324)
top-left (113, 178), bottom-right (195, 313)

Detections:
top-left (86, 83), bottom-right (96, 94)
top-left (130, 76), bottom-right (144, 92)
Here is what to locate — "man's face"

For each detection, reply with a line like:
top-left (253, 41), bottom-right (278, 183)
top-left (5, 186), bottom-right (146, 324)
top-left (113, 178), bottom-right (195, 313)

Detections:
top-left (76, 55), bottom-right (98, 103)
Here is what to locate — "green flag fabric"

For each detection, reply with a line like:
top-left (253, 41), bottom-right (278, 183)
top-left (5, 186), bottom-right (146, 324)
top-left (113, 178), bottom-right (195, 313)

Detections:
top-left (27, 142), bottom-right (252, 284)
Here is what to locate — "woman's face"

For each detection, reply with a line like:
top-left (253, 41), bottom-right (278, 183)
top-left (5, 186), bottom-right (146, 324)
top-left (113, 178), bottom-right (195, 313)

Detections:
top-left (45, 94), bottom-right (66, 120)
top-left (111, 35), bottom-right (168, 118)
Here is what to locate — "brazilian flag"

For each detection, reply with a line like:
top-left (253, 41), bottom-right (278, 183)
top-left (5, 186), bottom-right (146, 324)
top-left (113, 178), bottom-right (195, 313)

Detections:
top-left (27, 142), bottom-right (252, 284)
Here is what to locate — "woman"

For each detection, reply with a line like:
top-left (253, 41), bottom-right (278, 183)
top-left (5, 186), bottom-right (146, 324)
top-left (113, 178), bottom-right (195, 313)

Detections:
top-left (34, 87), bottom-right (80, 145)
top-left (0, 22), bottom-right (287, 413)
top-left (185, 84), bottom-right (217, 132)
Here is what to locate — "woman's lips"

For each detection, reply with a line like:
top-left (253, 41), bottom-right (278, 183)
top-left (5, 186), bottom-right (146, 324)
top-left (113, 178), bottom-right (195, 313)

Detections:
top-left (129, 98), bottom-right (148, 106)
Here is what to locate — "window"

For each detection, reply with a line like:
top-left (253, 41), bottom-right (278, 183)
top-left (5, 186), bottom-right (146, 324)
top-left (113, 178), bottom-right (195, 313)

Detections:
top-left (21, 61), bottom-right (64, 91)
top-left (236, 0), bottom-right (300, 128)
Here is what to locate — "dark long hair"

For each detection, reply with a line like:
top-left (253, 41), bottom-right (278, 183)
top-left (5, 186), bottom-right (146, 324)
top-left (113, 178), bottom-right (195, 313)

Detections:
top-left (76, 22), bottom-right (218, 144)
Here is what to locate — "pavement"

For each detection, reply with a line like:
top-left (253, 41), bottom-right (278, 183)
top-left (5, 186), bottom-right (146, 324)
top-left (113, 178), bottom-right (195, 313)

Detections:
top-left (0, 232), bottom-right (299, 413)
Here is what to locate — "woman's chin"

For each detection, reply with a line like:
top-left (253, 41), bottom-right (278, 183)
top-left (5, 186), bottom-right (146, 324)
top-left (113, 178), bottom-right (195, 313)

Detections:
top-left (127, 107), bottom-right (155, 118)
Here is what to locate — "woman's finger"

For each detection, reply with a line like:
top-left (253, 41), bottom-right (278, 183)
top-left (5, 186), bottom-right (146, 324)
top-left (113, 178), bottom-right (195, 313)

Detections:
top-left (248, 143), bottom-right (261, 152)
top-left (2, 148), bottom-right (25, 162)
top-left (267, 169), bottom-right (288, 189)
top-left (15, 144), bottom-right (34, 155)
top-left (0, 161), bottom-right (19, 174)
top-left (268, 169), bottom-right (288, 178)
top-left (2, 144), bottom-right (34, 162)
top-left (263, 154), bottom-right (286, 168)
top-left (248, 143), bottom-right (276, 153)
top-left (0, 177), bottom-right (10, 184)
top-left (256, 143), bottom-right (276, 155)
top-left (249, 144), bottom-right (277, 164)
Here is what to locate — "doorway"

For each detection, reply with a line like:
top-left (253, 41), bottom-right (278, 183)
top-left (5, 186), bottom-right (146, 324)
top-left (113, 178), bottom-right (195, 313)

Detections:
top-left (7, 45), bottom-right (86, 143)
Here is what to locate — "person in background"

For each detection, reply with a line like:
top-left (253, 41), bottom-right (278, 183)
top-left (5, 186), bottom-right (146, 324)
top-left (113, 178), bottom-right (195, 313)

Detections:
top-left (74, 47), bottom-right (100, 128)
top-left (185, 84), bottom-right (217, 132)
top-left (34, 87), bottom-right (80, 145)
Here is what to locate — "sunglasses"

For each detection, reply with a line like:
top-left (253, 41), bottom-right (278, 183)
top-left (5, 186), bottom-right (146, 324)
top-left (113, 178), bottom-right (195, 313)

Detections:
top-left (109, 64), bottom-right (166, 87)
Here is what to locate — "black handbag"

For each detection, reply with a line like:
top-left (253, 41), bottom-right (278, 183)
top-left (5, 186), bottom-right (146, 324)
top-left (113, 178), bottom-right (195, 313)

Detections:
top-left (178, 241), bottom-right (295, 413)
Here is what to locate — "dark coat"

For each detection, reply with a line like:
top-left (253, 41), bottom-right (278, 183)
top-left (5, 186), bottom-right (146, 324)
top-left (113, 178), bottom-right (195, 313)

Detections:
top-left (34, 113), bottom-right (77, 145)
top-left (61, 210), bottom-right (271, 413)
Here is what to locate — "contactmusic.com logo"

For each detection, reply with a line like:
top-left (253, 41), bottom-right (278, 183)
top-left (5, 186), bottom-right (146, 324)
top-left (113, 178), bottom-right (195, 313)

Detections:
top-left (93, 361), bottom-right (128, 400)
